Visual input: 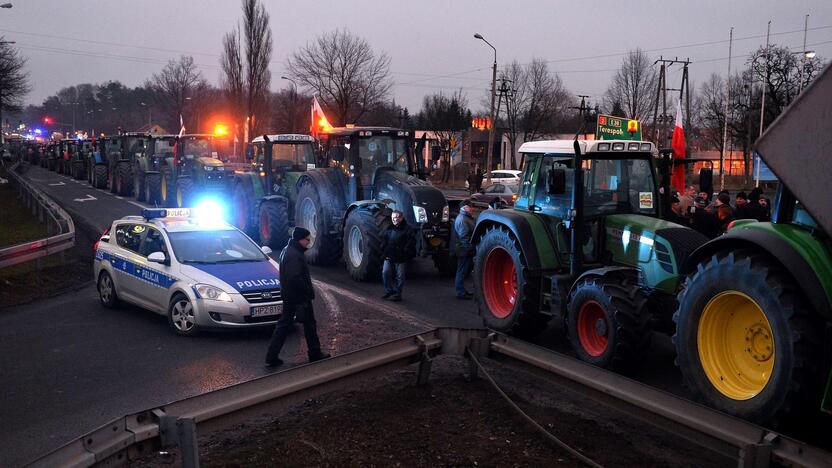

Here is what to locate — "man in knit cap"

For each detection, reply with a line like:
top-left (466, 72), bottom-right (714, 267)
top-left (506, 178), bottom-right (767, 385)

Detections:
top-left (265, 226), bottom-right (330, 367)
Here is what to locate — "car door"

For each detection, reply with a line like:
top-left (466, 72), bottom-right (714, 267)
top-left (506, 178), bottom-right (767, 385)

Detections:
top-left (112, 223), bottom-right (147, 304)
top-left (135, 227), bottom-right (176, 312)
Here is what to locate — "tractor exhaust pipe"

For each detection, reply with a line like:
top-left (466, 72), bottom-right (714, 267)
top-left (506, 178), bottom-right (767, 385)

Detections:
top-left (262, 135), bottom-right (272, 196)
top-left (570, 140), bottom-right (584, 277)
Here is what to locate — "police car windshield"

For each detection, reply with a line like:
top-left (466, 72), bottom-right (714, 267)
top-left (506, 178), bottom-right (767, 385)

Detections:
top-left (168, 230), bottom-right (267, 264)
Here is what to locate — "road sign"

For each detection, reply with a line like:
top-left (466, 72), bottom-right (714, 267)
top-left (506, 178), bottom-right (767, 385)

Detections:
top-left (596, 114), bottom-right (641, 140)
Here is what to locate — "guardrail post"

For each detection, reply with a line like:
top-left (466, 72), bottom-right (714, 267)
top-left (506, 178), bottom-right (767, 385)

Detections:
top-left (737, 432), bottom-right (776, 468)
top-left (465, 334), bottom-right (494, 381)
top-left (414, 335), bottom-right (433, 386)
top-left (178, 418), bottom-right (200, 468)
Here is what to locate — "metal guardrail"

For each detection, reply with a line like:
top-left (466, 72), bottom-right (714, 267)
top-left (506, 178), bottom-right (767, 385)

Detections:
top-left (26, 328), bottom-right (832, 468)
top-left (0, 161), bottom-right (75, 268)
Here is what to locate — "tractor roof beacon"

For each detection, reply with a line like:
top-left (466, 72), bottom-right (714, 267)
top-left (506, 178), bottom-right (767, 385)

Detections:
top-left (230, 134), bottom-right (318, 250)
top-left (674, 63), bottom-right (832, 424)
top-left (472, 139), bottom-right (708, 372)
top-left (294, 126), bottom-right (455, 281)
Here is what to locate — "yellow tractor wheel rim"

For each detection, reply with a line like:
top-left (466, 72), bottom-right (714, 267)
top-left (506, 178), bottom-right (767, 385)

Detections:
top-left (176, 187), bottom-right (183, 208)
top-left (161, 176), bottom-right (167, 201)
top-left (698, 291), bottom-right (775, 400)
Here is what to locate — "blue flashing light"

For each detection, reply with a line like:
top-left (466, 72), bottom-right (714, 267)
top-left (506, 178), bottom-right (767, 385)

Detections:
top-left (193, 198), bottom-right (227, 224)
top-left (34, 129), bottom-right (42, 135)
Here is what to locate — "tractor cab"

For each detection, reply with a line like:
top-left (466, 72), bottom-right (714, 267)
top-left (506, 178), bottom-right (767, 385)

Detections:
top-left (320, 127), bottom-right (421, 201)
top-left (251, 134), bottom-right (316, 174)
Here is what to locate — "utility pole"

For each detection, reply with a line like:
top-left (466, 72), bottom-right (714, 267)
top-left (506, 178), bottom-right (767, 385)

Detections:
top-left (570, 95), bottom-right (592, 138)
top-left (756, 20), bottom-right (771, 188)
top-left (798, 14), bottom-right (810, 94)
top-left (720, 27), bottom-right (734, 191)
top-left (652, 57), bottom-right (691, 148)
top-left (495, 78), bottom-right (513, 169)
top-left (474, 33), bottom-right (497, 185)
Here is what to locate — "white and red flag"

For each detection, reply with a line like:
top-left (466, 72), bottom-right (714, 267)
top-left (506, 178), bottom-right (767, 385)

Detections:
top-left (310, 96), bottom-right (332, 138)
top-left (178, 114), bottom-right (186, 138)
top-left (671, 99), bottom-right (686, 192)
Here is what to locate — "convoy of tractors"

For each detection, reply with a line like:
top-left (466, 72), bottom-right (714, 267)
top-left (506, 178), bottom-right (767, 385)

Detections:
top-left (12, 63), bottom-right (831, 427)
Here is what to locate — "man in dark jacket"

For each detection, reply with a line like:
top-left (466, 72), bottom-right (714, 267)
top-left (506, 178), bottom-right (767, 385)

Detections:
top-left (381, 210), bottom-right (415, 302)
top-left (736, 188), bottom-right (769, 221)
top-left (453, 200), bottom-right (476, 299)
top-left (265, 227), bottom-right (330, 368)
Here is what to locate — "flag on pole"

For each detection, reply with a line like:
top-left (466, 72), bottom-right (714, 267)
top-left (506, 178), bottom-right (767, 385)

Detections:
top-left (178, 114), bottom-right (186, 138)
top-left (671, 99), bottom-right (686, 192)
top-left (310, 96), bottom-right (331, 138)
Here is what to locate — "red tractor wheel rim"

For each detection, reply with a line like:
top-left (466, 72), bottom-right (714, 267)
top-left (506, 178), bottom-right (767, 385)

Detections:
top-left (259, 210), bottom-right (270, 240)
top-left (577, 300), bottom-right (608, 357)
top-left (482, 247), bottom-right (516, 319)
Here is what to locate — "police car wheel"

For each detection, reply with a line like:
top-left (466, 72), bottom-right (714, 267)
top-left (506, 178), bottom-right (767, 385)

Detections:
top-left (97, 271), bottom-right (119, 308)
top-left (168, 294), bottom-right (199, 336)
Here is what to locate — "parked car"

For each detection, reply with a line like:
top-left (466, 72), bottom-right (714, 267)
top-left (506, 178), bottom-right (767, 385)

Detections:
top-left (465, 169), bottom-right (522, 188)
top-left (471, 183), bottom-right (519, 207)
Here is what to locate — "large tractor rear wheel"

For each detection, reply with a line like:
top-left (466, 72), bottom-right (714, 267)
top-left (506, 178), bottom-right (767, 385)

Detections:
top-left (473, 225), bottom-right (549, 337)
top-left (145, 173), bottom-right (162, 207)
top-left (93, 164), bottom-right (108, 189)
top-left (343, 209), bottom-right (387, 282)
top-left (674, 249), bottom-right (821, 424)
top-left (134, 167), bottom-right (147, 202)
top-left (232, 182), bottom-right (257, 237)
top-left (116, 162), bottom-right (134, 197)
top-left (161, 165), bottom-right (176, 207)
top-left (259, 201), bottom-right (290, 249)
top-left (176, 177), bottom-right (193, 208)
top-left (566, 273), bottom-right (651, 372)
top-left (296, 182), bottom-right (342, 265)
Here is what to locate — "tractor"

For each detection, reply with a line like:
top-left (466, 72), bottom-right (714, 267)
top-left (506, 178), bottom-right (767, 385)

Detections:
top-left (69, 138), bottom-right (93, 181)
top-left (472, 139), bottom-right (707, 371)
top-left (294, 126), bottom-right (454, 281)
top-left (83, 138), bottom-right (109, 189)
top-left (232, 134), bottom-right (318, 249)
top-left (673, 63), bottom-right (832, 424)
top-left (108, 132), bottom-right (150, 196)
top-left (134, 134), bottom-right (175, 205)
top-left (158, 134), bottom-right (230, 208)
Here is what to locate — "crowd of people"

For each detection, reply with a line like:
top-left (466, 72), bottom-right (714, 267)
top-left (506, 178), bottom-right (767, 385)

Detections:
top-left (669, 185), bottom-right (771, 238)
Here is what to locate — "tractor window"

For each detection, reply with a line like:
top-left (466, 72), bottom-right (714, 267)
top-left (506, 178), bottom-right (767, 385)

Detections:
top-left (182, 139), bottom-right (212, 158)
top-left (584, 158), bottom-right (656, 218)
top-left (357, 136), bottom-right (409, 176)
top-left (532, 156), bottom-right (573, 219)
top-left (271, 142), bottom-right (316, 167)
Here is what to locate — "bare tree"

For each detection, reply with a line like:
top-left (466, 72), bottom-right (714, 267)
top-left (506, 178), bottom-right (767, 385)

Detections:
top-left (698, 73), bottom-right (726, 154)
top-left (0, 38), bottom-right (30, 134)
top-left (220, 0), bottom-right (273, 140)
top-left (270, 88), bottom-right (311, 134)
top-left (287, 29), bottom-right (392, 126)
top-left (499, 61), bottom-right (524, 170)
top-left (147, 55), bottom-right (208, 131)
top-left (520, 59), bottom-right (572, 168)
top-left (416, 90), bottom-right (471, 182)
top-left (604, 48), bottom-right (657, 121)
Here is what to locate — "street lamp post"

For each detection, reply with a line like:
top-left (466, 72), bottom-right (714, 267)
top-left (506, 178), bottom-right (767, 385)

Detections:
top-left (140, 102), bottom-right (152, 127)
top-left (799, 14), bottom-right (809, 94)
top-left (474, 32), bottom-right (497, 185)
top-left (281, 76), bottom-right (298, 134)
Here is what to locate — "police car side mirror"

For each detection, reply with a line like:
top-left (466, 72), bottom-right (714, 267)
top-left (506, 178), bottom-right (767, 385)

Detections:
top-left (261, 246), bottom-right (273, 255)
top-left (148, 251), bottom-right (167, 264)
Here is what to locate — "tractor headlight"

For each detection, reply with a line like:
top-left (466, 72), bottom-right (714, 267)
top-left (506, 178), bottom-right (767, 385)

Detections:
top-left (442, 205), bottom-right (450, 222)
top-left (204, 166), bottom-right (214, 171)
top-left (413, 206), bottom-right (428, 224)
top-left (196, 284), bottom-right (232, 302)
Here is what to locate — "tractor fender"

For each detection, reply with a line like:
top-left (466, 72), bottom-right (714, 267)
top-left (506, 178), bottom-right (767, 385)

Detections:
top-left (473, 209), bottom-right (559, 271)
top-left (261, 194), bottom-right (290, 209)
top-left (343, 200), bottom-right (389, 229)
top-left (297, 169), bottom-right (347, 232)
top-left (93, 151), bottom-right (107, 165)
top-left (569, 266), bottom-right (640, 294)
top-left (683, 229), bottom-right (832, 319)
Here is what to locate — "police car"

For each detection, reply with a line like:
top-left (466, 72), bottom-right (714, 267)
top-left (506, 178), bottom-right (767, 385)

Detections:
top-left (93, 205), bottom-right (282, 336)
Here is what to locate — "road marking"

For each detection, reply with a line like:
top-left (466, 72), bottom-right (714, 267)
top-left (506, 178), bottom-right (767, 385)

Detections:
top-left (115, 196), bottom-right (123, 200)
top-left (126, 200), bottom-right (148, 209)
top-left (73, 194), bottom-right (97, 202)
top-left (48, 182), bottom-right (65, 186)
top-left (317, 286), bottom-right (342, 353)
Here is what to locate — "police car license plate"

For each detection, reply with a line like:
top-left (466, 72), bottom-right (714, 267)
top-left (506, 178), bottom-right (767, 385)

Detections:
top-left (251, 304), bottom-right (281, 317)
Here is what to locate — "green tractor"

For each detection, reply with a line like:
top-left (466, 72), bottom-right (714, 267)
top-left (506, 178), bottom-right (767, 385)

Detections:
top-left (159, 134), bottom-right (230, 208)
top-left (134, 134), bottom-right (176, 205)
top-left (673, 64), bottom-right (832, 424)
top-left (108, 132), bottom-right (150, 196)
top-left (69, 138), bottom-right (91, 180)
top-left (232, 134), bottom-right (318, 249)
top-left (294, 126), bottom-right (454, 280)
top-left (472, 139), bottom-right (707, 370)
top-left (83, 139), bottom-right (108, 189)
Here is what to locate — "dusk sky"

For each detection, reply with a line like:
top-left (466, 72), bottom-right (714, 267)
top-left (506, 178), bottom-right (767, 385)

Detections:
top-left (3, 0), bottom-right (831, 113)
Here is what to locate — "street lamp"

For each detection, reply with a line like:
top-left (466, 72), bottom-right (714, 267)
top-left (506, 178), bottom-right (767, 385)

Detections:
top-left (281, 76), bottom-right (298, 134)
top-left (140, 102), bottom-right (152, 127)
top-left (474, 32), bottom-right (497, 185)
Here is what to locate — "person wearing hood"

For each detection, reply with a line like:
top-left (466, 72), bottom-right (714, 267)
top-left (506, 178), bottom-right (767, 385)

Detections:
top-left (265, 227), bottom-right (330, 368)
top-left (381, 210), bottom-right (416, 302)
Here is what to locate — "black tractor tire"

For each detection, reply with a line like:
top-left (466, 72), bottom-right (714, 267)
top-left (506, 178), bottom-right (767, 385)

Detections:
top-left (109, 162), bottom-right (118, 193)
top-left (343, 209), bottom-right (388, 282)
top-left (232, 182), bottom-right (257, 237)
top-left (116, 162), bottom-right (134, 197)
top-left (566, 273), bottom-right (651, 372)
top-left (259, 200), bottom-right (291, 249)
top-left (176, 177), bottom-right (193, 208)
top-left (295, 182), bottom-right (342, 265)
top-left (145, 173), bottom-right (162, 207)
top-left (674, 249), bottom-right (821, 424)
top-left (74, 162), bottom-right (85, 180)
top-left (161, 165), bottom-right (176, 207)
top-left (93, 165), bottom-right (108, 189)
top-left (473, 225), bottom-right (549, 337)
top-left (47, 158), bottom-right (55, 171)
top-left (87, 161), bottom-right (93, 184)
top-left (134, 167), bottom-right (147, 202)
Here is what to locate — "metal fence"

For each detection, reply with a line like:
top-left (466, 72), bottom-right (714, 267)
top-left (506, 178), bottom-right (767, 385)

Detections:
top-left (26, 328), bottom-right (832, 468)
top-left (0, 161), bottom-right (75, 269)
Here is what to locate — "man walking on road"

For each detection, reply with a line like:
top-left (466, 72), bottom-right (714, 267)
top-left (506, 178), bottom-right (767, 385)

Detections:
top-left (453, 200), bottom-right (476, 299)
top-left (381, 210), bottom-right (415, 302)
top-left (265, 227), bottom-right (330, 368)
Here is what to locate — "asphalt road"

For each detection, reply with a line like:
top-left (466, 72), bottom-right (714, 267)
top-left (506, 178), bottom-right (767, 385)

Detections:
top-left (1, 163), bottom-right (685, 467)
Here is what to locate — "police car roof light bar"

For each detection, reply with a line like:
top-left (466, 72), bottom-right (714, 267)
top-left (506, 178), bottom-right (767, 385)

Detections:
top-left (142, 208), bottom-right (192, 220)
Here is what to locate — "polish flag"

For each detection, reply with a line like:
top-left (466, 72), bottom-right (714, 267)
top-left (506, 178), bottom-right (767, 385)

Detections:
top-left (671, 99), bottom-right (686, 192)
top-left (311, 96), bottom-right (332, 138)
top-left (178, 114), bottom-right (186, 138)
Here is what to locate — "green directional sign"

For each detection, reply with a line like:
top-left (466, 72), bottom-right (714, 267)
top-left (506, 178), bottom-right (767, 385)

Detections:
top-left (596, 114), bottom-right (641, 140)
